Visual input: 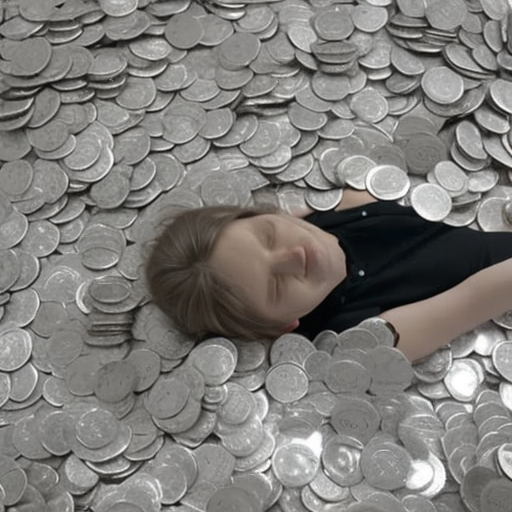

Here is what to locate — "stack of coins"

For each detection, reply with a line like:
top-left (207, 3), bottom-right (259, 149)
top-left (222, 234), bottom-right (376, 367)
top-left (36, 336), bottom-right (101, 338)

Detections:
top-left (4, 0), bottom-right (512, 510)
top-left (84, 274), bottom-right (140, 343)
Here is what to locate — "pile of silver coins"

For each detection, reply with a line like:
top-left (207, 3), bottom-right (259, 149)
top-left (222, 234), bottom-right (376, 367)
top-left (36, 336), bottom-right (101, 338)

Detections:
top-left (4, 0), bottom-right (512, 510)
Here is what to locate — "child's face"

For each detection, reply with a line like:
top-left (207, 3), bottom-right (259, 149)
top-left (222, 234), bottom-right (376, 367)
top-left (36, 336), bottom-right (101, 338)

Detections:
top-left (209, 213), bottom-right (347, 333)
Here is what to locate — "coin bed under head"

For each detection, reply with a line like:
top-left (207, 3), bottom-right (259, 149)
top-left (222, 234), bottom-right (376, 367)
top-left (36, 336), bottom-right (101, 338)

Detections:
top-left (3, 0), bottom-right (512, 511)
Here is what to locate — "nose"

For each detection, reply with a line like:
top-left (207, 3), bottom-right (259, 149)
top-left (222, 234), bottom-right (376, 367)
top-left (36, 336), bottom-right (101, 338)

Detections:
top-left (272, 246), bottom-right (304, 275)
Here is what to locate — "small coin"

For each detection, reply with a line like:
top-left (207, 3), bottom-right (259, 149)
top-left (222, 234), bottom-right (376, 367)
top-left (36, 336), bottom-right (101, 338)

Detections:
top-left (217, 382), bottom-right (256, 426)
top-left (145, 375), bottom-right (190, 419)
top-left (272, 441), bottom-right (320, 487)
top-left (265, 362), bottom-right (309, 404)
top-left (397, 134), bottom-right (448, 177)
top-left (305, 188), bottom-right (343, 211)
top-left (207, 486), bottom-right (262, 512)
top-left (10, 37), bottom-right (53, 77)
top-left (9, 361), bottom-right (38, 402)
top-left (219, 32), bottom-right (261, 69)
top-left (325, 359), bottom-right (371, 394)
top-left (361, 441), bottom-right (412, 491)
top-left (100, 0), bottom-right (138, 17)
top-left (414, 347), bottom-right (452, 383)
top-left (304, 351), bottom-right (332, 381)
top-left (321, 435), bottom-right (363, 487)
top-left (0, 250), bottom-right (20, 293)
top-left (330, 395), bottom-right (380, 444)
top-left (497, 444), bottom-right (512, 480)
top-left (492, 341), bottom-right (512, 382)
top-left (309, 469), bottom-right (351, 503)
top-left (188, 339), bottom-right (238, 386)
top-left (357, 317), bottom-right (397, 347)
top-left (365, 164), bottom-right (410, 200)
top-left (194, 442), bottom-right (235, 487)
top-left (444, 359), bottom-right (483, 402)
top-left (480, 478), bottom-right (512, 512)
top-left (368, 346), bottom-right (414, 394)
top-left (421, 67), bottom-right (465, 105)
top-left (93, 360), bottom-right (138, 404)
top-left (0, 328), bottom-right (32, 372)
top-left (336, 155), bottom-right (376, 189)
top-left (75, 408), bottom-right (120, 450)
top-left (433, 161), bottom-right (469, 196)
top-left (270, 333), bottom-right (316, 366)
top-left (489, 78), bottom-right (512, 115)
top-left (26, 121), bottom-right (70, 152)
top-left (125, 348), bottom-right (160, 393)
top-left (350, 88), bottom-right (389, 123)
top-left (0, 456), bottom-right (27, 506)
top-left (461, 466), bottom-right (498, 512)
top-left (149, 462), bottom-right (188, 505)
top-left (478, 197), bottom-right (512, 232)
top-left (406, 458), bottom-right (435, 492)
top-left (410, 183), bottom-right (452, 222)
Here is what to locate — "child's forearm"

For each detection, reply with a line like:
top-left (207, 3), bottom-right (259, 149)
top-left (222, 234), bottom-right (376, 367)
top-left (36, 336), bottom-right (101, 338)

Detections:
top-left (463, 257), bottom-right (512, 325)
top-left (381, 257), bottom-right (512, 361)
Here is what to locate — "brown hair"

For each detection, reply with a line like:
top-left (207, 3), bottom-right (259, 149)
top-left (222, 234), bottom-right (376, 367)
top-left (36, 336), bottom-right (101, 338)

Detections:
top-left (144, 204), bottom-right (285, 341)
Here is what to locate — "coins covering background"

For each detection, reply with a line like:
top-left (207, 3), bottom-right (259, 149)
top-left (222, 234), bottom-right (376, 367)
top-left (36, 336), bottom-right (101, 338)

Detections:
top-left (4, 0), bottom-right (512, 511)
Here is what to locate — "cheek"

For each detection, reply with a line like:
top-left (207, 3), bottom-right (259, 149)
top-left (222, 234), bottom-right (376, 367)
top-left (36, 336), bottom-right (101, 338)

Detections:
top-left (287, 284), bottom-right (314, 309)
top-left (280, 215), bottom-right (309, 230)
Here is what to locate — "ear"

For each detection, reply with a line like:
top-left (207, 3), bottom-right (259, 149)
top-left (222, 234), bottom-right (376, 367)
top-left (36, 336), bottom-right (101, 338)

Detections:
top-left (282, 319), bottom-right (300, 333)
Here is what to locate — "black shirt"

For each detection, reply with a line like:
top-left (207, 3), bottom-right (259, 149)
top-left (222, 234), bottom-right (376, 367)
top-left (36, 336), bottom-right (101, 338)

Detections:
top-left (296, 200), bottom-right (512, 339)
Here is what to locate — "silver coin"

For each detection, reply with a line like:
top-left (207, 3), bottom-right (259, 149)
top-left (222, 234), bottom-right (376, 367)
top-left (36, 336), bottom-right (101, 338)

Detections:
top-left (368, 346), bottom-right (414, 394)
top-left (461, 466), bottom-right (498, 512)
top-left (410, 183), bottom-right (452, 222)
top-left (188, 339), bottom-right (238, 386)
top-left (497, 443), bottom-right (512, 480)
top-left (336, 155), bottom-right (376, 189)
top-left (265, 362), bottom-right (309, 404)
top-left (330, 395), bottom-right (380, 444)
top-left (445, 359), bottom-right (484, 402)
top-left (270, 333), bottom-right (316, 366)
top-left (272, 441), bottom-right (320, 487)
top-left (360, 441), bottom-right (412, 491)
top-left (492, 341), bottom-right (512, 382)
top-left (480, 478), bottom-right (512, 512)
top-left (324, 359), bottom-right (371, 394)
top-left (421, 66), bottom-right (464, 105)
top-left (365, 164), bottom-right (410, 200)
top-left (489, 78), bottom-right (512, 115)
top-left (321, 435), bottom-right (364, 487)
top-left (433, 161), bottom-right (469, 197)
top-left (207, 486), bottom-right (262, 512)
top-left (0, 328), bottom-right (32, 372)
top-left (309, 469), bottom-right (351, 503)
top-left (477, 197), bottom-right (512, 232)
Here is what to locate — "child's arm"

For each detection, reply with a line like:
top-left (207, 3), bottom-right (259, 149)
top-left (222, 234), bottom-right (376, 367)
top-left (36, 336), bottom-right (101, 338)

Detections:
top-left (379, 257), bottom-right (512, 361)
